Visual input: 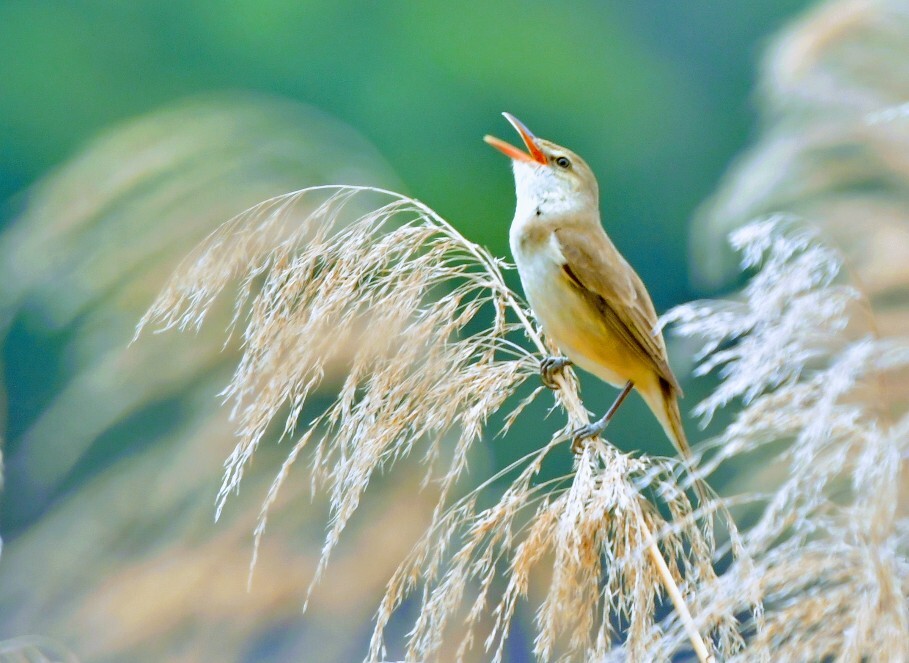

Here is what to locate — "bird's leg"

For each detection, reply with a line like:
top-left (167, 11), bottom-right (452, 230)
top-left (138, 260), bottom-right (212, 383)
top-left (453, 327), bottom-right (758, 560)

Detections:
top-left (539, 355), bottom-right (573, 390)
top-left (571, 380), bottom-right (634, 454)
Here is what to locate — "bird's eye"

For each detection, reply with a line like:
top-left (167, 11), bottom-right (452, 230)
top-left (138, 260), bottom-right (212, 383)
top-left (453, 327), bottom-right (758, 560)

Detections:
top-left (554, 156), bottom-right (571, 169)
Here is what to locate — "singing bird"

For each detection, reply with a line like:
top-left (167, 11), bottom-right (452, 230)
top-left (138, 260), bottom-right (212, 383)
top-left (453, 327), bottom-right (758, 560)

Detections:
top-left (485, 113), bottom-right (701, 484)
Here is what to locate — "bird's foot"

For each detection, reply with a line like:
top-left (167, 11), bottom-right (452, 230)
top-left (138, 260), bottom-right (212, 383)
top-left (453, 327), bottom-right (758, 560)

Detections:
top-left (540, 355), bottom-right (572, 390)
top-left (570, 417), bottom-right (608, 454)
top-left (570, 381), bottom-right (635, 454)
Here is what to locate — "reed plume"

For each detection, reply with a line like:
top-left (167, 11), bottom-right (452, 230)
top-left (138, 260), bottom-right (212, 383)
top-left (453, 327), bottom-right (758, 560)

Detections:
top-left (640, 217), bottom-right (909, 661)
top-left (138, 178), bottom-right (909, 660)
top-left (660, 0), bottom-right (909, 657)
top-left (137, 185), bottom-right (722, 661)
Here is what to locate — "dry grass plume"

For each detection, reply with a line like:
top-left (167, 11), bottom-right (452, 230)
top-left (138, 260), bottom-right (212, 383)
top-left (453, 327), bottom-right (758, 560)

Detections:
top-left (137, 185), bottom-right (726, 661)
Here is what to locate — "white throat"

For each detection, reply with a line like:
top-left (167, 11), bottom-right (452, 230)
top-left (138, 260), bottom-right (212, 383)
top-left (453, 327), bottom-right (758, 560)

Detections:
top-left (510, 161), bottom-right (597, 233)
top-left (513, 162), bottom-right (568, 220)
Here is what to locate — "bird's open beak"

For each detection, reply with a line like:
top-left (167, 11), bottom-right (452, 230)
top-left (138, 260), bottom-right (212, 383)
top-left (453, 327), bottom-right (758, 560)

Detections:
top-left (484, 112), bottom-right (547, 165)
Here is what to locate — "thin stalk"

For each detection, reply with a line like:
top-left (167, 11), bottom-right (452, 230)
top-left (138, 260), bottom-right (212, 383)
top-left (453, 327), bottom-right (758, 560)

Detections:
top-left (643, 522), bottom-right (714, 663)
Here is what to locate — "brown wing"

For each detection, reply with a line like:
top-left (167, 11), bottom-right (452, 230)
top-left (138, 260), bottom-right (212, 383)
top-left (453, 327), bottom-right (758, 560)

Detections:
top-left (554, 226), bottom-right (683, 395)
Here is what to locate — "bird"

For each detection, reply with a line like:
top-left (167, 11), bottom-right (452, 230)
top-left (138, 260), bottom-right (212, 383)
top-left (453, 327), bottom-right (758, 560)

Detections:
top-left (485, 112), bottom-right (706, 499)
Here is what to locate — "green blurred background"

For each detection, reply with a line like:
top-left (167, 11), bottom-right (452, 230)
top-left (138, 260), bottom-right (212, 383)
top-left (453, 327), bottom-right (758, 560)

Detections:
top-left (0, 1), bottom-right (814, 661)
top-left (1, 1), bottom-right (812, 298)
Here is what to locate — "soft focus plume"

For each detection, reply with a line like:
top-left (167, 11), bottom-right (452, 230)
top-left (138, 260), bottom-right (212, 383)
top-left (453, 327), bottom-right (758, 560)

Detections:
top-left (0, 95), bottom-right (405, 662)
top-left (693, 0), bottom-right (909, 338)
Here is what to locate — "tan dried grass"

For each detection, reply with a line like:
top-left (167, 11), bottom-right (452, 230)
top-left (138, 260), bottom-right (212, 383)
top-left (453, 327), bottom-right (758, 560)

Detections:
top-left (137, 185), bottom-right (722, 661)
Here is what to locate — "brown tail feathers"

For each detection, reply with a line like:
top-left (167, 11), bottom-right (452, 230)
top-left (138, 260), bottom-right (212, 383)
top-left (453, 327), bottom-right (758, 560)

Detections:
top-left (658, 379), bottom-right (712, 506)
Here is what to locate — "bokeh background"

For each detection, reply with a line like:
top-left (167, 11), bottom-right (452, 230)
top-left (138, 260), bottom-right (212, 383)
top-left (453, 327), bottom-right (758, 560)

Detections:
top-left (0, 1), bottom-right (840, 661)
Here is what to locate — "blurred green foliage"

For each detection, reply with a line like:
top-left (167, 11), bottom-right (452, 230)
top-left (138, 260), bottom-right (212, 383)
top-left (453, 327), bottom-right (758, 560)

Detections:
top-left (1, 0), bottom-right (809, 303)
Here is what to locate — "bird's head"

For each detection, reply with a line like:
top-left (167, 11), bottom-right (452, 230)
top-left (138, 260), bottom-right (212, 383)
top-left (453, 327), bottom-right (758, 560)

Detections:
top-left (485, 112), bottom-right (598, 220)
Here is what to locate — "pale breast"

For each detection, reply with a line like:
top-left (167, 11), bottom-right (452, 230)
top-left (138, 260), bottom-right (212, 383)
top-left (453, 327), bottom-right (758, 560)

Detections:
top-left (510, 226), bottom-right (630, 387)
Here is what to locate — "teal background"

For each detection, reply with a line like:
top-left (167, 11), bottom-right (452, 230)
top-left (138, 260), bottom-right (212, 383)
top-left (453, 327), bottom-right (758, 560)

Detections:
top-left (2, 1), bottom-right (808, 304)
